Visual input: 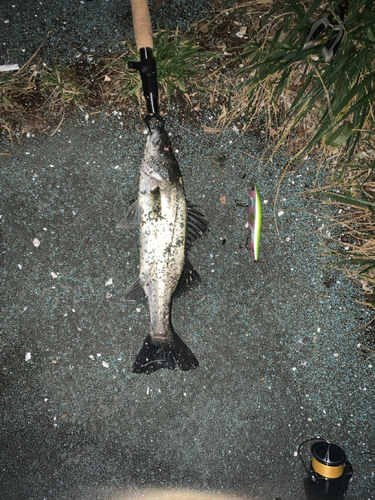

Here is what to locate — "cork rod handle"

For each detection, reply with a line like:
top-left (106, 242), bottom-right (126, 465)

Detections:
top-left (130, 0), bottom-right (153, 50)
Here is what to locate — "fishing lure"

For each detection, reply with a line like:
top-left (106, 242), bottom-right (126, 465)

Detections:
top-left (245, 185), bottom-right (262, 261)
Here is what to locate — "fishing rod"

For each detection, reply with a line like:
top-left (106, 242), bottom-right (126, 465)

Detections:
top-left (128, 0), bottom-right (165, 132)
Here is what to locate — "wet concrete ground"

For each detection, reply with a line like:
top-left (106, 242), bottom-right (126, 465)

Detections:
top-left (1, 0), bottom-right (374, 499)
top-left (0, 0), bottom-right (211, 67)
top-left (1, 110), bottom-right (374, 500)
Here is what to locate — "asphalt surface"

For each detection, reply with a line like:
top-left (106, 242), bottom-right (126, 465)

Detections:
top-left (0, 0), bottom-right (211, 67)
top-left (1, 1), bottom-right (374, 500)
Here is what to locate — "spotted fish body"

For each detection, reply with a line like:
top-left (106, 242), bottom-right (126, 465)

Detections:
top-left (117, 127), bottom-right (208, 374)
top-left (246, 185), bottom-right (262, 261)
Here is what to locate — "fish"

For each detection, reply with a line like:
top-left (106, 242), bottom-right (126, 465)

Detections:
top-left (117, 126), bottom-right (208, 374)
top-left (245, 185), bottom-right (262, 261)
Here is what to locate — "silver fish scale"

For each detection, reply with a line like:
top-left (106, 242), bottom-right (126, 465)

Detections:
top-left (139, 162), bottom-right (187, 345)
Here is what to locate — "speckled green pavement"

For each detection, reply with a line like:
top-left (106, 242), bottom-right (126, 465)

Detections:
top-left (1, 110), bottom-right (374, 500)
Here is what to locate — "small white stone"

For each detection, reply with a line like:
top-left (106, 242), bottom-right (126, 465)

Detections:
top-left (50, 272), bottom-right (58, 279)
top-left (278, 211), bottom-right (284, 217)
top-left (102, 361), bottom-right (109, 368)
top-left (18, 264), bottom-right (22, 269)
top-left (25, 352), bottom-right (31, 361)
top-left (33, 238), bottom-right (40, 247)
top-left (333, 353), bottom-right (339, 358)
top-left (105, 278), bottom-right (113, 286)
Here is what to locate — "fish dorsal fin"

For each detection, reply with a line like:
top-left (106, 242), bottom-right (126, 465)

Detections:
top-left (186, 201), bottom-right (208, 251)
top-left (116, 199), bottom-right (142, 228)
top-left (124, 279), bottom-right (148, 303)
top-left (173, 258), bottom-right (200, 299)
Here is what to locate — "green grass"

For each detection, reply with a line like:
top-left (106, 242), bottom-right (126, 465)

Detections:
top-left (224, 0), bottom-right (375, 162)
top-left (39, 63), bottom-right (89, 109)
top-left (320, 157), bottom-right (375, 305)
top-left (109, 24), bottom-right (214, 106)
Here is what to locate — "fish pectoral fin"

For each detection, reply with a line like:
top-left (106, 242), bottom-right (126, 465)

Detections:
top-left (186, 201), bottom-right (209, 251)
top-left (116, 199), bottom-right (142, 228)
top-left (173, 258), bottom-right (200, 299)
top-left (124, 280), bottom-right (147, 303)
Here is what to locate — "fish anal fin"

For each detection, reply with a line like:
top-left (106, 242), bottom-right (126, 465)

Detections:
top-left (173, 258), bottom-right (200, 299)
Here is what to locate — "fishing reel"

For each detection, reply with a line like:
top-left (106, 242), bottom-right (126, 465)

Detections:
top-left (299, 438), bottom-right (353, 500)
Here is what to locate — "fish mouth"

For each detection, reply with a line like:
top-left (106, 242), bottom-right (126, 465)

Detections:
top-left (149, 126), bottom-right (162, 145)
top-left (148, 126), bottom-right (171, 151)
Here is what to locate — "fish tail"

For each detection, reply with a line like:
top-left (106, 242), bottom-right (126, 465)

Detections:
top-left (133, 329), bottom-right (199, 374)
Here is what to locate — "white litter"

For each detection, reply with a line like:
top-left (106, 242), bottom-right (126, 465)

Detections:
top-left (102, 361), bottom-right (109, 368)
top-left (278, 211), bottom-right (284, 217)
top-left (25, 352), bottom-right (31, 361)
top-left (18, 264), bottom-right (22, 269)
top-left (50, 272), bottom-right (58, 279)
top-left (0, 64), bottom-right (19, 72)
top-left (33, 238), bottom-right (40, 247)
top-left (105, 278), bottom-right (113, 286)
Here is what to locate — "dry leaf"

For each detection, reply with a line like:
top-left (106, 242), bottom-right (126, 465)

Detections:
top-left (198, 22), bottom-right (209, 34)
top-left (202, 125), bottom-right (223, 133)
top-left (219, 196), bottom-right (227, 205)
